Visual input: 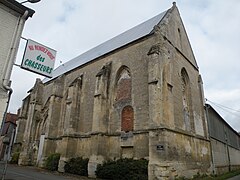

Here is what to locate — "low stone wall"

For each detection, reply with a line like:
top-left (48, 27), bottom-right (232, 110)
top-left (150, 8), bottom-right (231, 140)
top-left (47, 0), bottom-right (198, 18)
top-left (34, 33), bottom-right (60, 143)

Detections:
top-left (46, 132), bottom-right (150, 177)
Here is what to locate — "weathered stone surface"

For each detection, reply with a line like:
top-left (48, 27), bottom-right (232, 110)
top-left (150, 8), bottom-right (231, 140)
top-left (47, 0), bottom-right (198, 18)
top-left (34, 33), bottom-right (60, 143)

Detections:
top-left (16, 3), bottom-right (215, 179)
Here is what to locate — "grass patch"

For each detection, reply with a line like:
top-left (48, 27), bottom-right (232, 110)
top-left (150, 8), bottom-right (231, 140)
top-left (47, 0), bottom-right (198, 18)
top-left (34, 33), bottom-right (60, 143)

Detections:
top-left (210, 169), bottom-right (240, 180)
top-left (175, 169), bottom-right (240, 180)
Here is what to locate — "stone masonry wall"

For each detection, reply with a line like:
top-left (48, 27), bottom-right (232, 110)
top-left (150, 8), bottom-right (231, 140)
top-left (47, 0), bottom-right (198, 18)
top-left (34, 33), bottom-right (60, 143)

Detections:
top-left (17, 4), bottom-right (214, 179)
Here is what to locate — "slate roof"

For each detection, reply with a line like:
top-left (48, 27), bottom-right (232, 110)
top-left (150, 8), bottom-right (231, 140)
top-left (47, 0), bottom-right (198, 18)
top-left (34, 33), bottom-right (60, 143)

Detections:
top-left (43, 9), bottom-right (169, 83)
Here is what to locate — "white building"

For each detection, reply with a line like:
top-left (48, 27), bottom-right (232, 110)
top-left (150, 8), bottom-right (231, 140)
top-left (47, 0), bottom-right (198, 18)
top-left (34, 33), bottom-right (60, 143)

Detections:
top-left (0, 0), bottom-right (34, 129)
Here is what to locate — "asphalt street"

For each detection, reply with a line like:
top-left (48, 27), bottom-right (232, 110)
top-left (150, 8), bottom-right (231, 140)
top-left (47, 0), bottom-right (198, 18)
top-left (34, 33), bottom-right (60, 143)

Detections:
top-left (0, 162), bottom-right (240, 180)
top-left (0, 162), bottom-right (89, 180)
top-left (227, 175), bottom-right (240, 180)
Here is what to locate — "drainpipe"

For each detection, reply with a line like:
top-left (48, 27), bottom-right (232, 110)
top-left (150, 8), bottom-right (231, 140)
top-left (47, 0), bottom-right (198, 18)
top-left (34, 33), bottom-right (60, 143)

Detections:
top-left (0, 90), bottom-right (12, 136)
top-left (1, 10), bottom-right (29, 134)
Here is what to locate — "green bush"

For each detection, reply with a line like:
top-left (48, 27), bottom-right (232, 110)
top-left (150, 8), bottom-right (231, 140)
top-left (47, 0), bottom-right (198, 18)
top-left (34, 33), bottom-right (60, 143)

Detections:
top-left (96, 158), bottom-right (148, 180)
top-left (10, 152), bottom-right (20, 164)
top-left (64, 157), bottom-right (89, 176)
top-left (44, 153), bottom-right (60, 171)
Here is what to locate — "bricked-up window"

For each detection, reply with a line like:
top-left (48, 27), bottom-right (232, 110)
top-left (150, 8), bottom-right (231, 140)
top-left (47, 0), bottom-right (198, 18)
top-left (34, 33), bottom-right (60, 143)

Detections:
top-left (121, 106), bottom-right (134, 132)
top-left (116, 69), bottom-right (131, 102)
top-left (181, 68), bottom-right (192, 131)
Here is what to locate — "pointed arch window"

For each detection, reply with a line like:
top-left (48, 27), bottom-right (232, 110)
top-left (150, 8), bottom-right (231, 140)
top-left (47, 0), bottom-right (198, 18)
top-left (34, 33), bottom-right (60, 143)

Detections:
top-left (61, 75), bottom-right (83, 134)
top-left (115, 67), bottom-right (131, 102)
top-left (181, 68), bottom-right (192, 131)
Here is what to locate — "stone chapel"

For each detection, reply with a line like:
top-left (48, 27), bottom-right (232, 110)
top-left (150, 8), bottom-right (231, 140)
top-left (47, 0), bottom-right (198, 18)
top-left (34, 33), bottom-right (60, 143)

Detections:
top-left (16, 3), bottom-right (212, 179)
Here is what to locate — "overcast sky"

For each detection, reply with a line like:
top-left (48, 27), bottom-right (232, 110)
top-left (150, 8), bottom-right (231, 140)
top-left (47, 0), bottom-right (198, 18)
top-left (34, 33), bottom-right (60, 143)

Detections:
top-left (12, 0), bottom-right (240, 132)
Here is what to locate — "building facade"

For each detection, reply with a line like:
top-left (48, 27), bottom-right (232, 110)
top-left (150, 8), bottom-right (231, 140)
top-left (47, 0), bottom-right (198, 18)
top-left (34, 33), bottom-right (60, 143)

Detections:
top-left (17, 3), bottom-right (212, 179)
top-left (0, 0), bottom-right (34, 131)
top-left (0, 113), bottom-right (18, 160)
top-left (206, 104), bottom-right (240, 174)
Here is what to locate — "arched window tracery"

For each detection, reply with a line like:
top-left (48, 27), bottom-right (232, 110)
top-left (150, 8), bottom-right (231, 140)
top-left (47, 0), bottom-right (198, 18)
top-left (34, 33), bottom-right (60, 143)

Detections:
top-left (181, 68), bottom-right (192, 131)
top-left (115, 68), bottom-right (132, 102)
top-left (115, 66), bottom-right (134, 132)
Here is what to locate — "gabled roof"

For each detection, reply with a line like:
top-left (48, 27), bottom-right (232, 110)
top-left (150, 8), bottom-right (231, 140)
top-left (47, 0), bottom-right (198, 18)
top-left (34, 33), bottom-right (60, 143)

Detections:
top-left (43, 8), bottom-right (170, 83)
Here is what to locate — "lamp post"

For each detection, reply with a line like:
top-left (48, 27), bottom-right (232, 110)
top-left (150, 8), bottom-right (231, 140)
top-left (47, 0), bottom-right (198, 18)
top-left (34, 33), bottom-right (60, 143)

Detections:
top-left (21, 0), bottom-right (41, 4)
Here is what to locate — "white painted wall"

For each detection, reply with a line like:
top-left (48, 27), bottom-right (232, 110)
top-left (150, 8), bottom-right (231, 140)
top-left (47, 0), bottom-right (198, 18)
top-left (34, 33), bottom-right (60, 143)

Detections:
top-left (0, 3), bottom-right (23, 127)
top-left (0, 4), bottom-right (19, 84)
top-left (0, 97), bottom-right (7, 128)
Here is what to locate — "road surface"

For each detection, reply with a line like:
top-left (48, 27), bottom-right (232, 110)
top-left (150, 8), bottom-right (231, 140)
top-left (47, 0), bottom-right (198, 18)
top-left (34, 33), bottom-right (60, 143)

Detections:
top-left (0, 162), bottom-right (89, 180)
